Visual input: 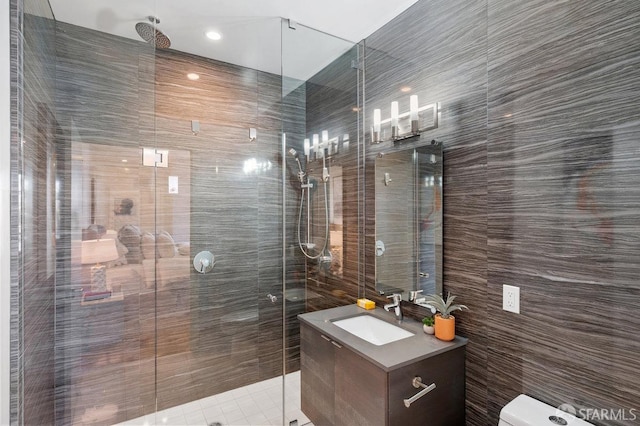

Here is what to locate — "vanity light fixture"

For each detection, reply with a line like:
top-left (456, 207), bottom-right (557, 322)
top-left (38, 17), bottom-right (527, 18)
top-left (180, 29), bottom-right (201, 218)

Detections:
top-left (373, 109), bottom-right (382, 143)
top-left (303, 138), bottom-right (310, 157)
top-left (409, 95), bottom-right (419, 133)
top-left (205, 30), bottom-right (222, 41)
top-left (391, 101), bottom-right (399, 139)
top-left (371, 95), bottom-right (440, 144)
top-left (303, 130), bottom-right (347, 162)
top-left (312, 134), bottom-right (319, 160)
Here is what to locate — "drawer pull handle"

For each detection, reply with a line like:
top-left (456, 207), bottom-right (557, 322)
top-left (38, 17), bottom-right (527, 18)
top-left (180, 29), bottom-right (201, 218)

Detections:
top-left (330, 341), bottom-right (342, 349)
top-left (403, 376), bottom-right (436, 408)
top-left (321, 335), bottom-right (331, 342)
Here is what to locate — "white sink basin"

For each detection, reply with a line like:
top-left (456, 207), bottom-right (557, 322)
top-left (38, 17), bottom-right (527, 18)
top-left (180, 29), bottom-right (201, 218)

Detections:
top-left (332, 315), bottom-right (414, 346)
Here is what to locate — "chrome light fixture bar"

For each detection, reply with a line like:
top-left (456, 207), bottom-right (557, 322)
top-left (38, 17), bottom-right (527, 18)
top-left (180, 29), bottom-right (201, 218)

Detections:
top-left (303, 131), bottom-right (350, 162)
top-left (372, 97), bottom-right (440, 143)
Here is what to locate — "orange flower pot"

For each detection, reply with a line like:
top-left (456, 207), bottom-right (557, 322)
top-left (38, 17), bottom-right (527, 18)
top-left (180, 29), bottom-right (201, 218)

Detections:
top-left (434, 314), bottom-right (455, 341)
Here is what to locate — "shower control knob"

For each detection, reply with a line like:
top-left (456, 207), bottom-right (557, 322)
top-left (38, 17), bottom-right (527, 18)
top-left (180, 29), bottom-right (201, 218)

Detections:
top-left (193, 251), bottom-right (215, 274)
top-left (267, 294), bottom-right (277, 303)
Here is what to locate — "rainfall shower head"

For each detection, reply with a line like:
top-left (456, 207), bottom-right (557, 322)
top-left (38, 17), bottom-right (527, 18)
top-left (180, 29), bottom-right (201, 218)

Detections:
top-left (135, 16), bottom-right (171, 49)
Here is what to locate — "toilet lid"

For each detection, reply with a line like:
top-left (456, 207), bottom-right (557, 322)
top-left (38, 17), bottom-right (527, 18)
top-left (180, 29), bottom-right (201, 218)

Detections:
top-left (500, 395), bottom-right (593, 426)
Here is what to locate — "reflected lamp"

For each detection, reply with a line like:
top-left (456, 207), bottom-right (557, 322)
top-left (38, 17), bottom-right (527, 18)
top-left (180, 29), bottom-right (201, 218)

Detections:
top-left (81, 239), bottom-right (119, 292)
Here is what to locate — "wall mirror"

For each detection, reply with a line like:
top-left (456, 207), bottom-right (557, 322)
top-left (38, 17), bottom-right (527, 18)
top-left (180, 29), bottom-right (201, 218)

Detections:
top-left (374, 141), bottom-right (442, 303)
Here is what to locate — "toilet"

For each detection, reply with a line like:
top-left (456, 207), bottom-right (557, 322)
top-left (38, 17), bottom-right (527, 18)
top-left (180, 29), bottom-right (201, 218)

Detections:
top-left (499, 394), bottom-right (593, 426)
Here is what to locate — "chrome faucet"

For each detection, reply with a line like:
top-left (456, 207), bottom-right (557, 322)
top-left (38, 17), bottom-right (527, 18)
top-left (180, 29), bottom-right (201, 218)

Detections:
top-left (384, 293), bottom-right (403, 321)
top-left (409, 290), bottom-right (423, 302)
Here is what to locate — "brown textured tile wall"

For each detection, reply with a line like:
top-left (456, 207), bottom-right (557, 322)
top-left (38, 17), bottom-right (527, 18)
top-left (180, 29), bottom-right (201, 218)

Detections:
top-left (361, 1), bottom-right (489, 423)
top-left (485, 1), bottom-right (640, 424)
top-left (356, 0), bottom-right (640, 424)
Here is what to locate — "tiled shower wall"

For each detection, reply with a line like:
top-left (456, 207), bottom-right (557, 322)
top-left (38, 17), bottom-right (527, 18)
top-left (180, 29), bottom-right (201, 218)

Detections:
top-left (359, 0), bottom-right (640, 425)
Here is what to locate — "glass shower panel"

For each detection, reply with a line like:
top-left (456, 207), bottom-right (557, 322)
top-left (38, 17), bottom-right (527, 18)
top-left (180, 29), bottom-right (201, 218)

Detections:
top-left (18, 2), bottom-right (361, 424)
top-left (18, 2), bottom-right (57, 425)
top-left (281, 19), bottom-right (361, 421)
top-left (52, 10), bottom-right (291, 425)
top-left (152, 15), bottom-right (288, 425)
top-left (54, 4), bottom-right (159, 423)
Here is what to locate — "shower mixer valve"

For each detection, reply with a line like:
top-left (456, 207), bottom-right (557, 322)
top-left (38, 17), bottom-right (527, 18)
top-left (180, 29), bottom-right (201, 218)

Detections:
top-left (193, 251), bottom-right (215, 274)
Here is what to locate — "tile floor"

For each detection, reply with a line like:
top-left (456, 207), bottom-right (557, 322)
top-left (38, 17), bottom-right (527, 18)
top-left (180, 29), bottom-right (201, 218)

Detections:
top-left (117, 371), bottom-right (311, 426)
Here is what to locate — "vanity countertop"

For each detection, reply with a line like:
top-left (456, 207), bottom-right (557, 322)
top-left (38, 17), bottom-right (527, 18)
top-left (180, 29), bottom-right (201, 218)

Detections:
top-left (298, 304), bottom-right (467, 372)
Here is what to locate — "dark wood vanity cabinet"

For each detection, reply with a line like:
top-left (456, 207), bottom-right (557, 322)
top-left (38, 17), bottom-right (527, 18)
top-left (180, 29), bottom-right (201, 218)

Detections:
top-left (301, 321), bottom-right (466, 426)
top-left (300, 322), bottom-right (337, 425)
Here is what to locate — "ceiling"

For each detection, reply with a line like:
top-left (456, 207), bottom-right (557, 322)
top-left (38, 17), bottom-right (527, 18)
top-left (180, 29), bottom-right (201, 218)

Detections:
top-left (47, 0), bottom-right (419, 82)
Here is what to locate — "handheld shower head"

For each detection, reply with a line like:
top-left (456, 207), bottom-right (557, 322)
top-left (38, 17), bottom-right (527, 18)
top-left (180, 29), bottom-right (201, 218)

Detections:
top-left (288, 148), bottom-right (305, 183)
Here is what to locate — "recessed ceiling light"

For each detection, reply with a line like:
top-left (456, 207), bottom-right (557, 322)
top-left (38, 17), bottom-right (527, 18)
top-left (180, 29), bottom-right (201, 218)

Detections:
top-left (205, 31), bottom-right (222, 41)
top-left (121, 159), bottom-right (128, 163)
top-left (400, 86), bottom-right (412, 93)
top-left (187, 73), bottom-right (200, 81)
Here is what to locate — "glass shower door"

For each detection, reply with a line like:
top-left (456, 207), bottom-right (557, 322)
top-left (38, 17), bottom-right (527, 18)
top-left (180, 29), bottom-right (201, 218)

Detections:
top-left (22, 5), bottom-right (358, 425)
top-left (281, 18), bottom-right (362, 426)
top-left (151, 16), bottom-right (288, 425)
top-left (54, 10), bottom-right (290, 425)
top-left (54, 13), bottom-right (159, 424)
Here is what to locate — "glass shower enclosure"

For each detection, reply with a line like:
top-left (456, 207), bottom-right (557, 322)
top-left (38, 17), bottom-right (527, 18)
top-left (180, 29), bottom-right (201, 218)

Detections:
top-left (55, 13), bottom-right (289, 423)
top-left (12, 1), bottom-right (360, 424)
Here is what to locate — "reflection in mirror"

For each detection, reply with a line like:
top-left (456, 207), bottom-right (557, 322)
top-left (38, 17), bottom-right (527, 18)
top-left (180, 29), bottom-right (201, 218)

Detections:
top-left (375, 142), bottom-right (442, 303)
top-left (329, 165), bottom-right (344, 276)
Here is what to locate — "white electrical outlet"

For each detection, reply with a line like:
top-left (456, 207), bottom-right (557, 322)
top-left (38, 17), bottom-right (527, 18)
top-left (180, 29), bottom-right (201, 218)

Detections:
top-left (503, 285), bottom-right (520, 314)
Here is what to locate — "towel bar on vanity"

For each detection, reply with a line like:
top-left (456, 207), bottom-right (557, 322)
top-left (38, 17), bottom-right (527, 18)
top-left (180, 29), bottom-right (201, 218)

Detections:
top-left (403, 376), bottom-right (436, 408)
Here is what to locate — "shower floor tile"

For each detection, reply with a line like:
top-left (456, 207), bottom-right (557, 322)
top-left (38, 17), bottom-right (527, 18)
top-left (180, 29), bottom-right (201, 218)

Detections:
top-left (116, 371), bottom-right (312, 426)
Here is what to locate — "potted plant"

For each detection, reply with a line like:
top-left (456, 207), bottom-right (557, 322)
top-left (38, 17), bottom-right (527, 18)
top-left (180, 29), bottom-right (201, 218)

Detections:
top-left (422, 293), bottom-right (468, 341)
top-left (422, 316), bottom-right (435, 335)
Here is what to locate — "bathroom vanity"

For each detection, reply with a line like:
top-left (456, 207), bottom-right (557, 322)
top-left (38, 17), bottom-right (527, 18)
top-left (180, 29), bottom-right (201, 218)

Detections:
top-left (299, 305), bottom-right (467, 426)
